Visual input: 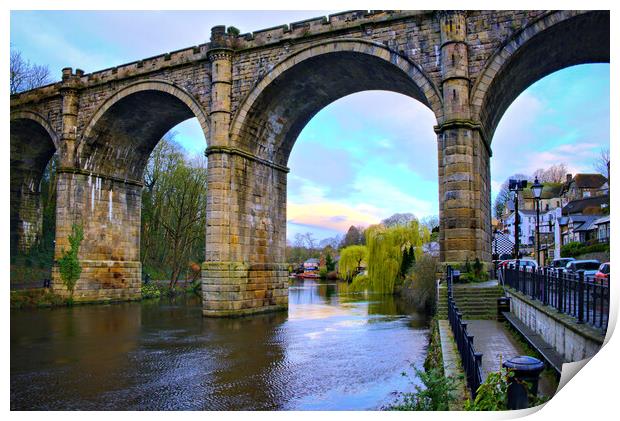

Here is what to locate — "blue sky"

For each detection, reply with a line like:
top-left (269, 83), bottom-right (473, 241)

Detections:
top-left (10, 11), bottom-right (610, 242)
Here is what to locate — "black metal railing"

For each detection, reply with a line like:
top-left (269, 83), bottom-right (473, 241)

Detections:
top-left (503, 265), bottom-right (609, 333)
top-left (446, 266), bottom-right (483, 399)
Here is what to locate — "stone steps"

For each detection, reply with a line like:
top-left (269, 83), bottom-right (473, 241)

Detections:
top-left (437, 285), bottom-right (504, 320)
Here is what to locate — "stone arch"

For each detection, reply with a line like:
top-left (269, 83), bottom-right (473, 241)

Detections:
top-left (10, 110), bottom-right (59, 148)
top-left (10, 110), bottom-right (58, 253)
top-left (78, 79), bottom-right (209, 181)
top-left (471, 10), bottom-right (609, 142)
top-left (230, 38), bottom-right (443, 167)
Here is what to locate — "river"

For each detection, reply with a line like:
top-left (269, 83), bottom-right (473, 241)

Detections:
top-left (11, 279), bottom-right (430, 410)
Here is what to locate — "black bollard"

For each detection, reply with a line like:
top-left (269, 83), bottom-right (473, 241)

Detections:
top-left (503, 356), bottom-right (545, 409)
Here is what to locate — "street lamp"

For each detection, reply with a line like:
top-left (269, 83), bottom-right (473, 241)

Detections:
top-left (531, 177), bottom-right (543, 266)
top-left (547, 219), bottom-right (553, 264)
top-left (509, 179), bottom-right (528, 259)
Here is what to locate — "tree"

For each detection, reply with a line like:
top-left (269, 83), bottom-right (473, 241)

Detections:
top-left (319, 235), bottom-right (342, 249)
top-left (493, 173), bottom-right (529, 218)
top-left (325, 253), bottom-right (335, 272)
top-left (365, 221), bottom-right (430, 294)
top-left (10, 49), bottom-right (52, 94)
top-left (382, 212), bottom-right (417, 227)
top-left (141, 136), bottom-right (208, 286)
top-left (301, 232), bottom-right (317, 250)
top-left (341, 225), bottom-right (364, 248)
top-left (593, 147), bottom-right (610, 181)
top-left (420, 215), bottom-right (439, 232)
top-left (531, 163), bottom-right (568, 183)
top-left (338, 245), bottom-right (368, 281)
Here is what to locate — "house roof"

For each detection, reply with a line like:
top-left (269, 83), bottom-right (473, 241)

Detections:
top-left (304, 258), bottom-right (320, 264)
top-left (572, 173), bottom-right (608, 189)
top-left (562, 195), bottom-right (609, 215)
top-left (573, 216), bottom-right (600, 232)
top-left (505, 209), bottom-right (538, 219)
top-left (594, 215), bottom-right (610, 225)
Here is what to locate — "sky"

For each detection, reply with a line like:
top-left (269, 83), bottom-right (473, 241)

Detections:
top-left (10, 10), bottom-right (610, 242)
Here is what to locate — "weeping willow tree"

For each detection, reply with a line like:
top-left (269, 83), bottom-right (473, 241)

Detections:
top-left (365, 220), bottom-right (430, 294)
top-left (338, 245), bottom-right (368, 282)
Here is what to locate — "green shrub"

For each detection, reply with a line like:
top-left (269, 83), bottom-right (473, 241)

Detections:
top-left (58, 223), bottom-right (83, 297)
top-left (408, 255), bottom-right (438, 314)
top-left (141, 283), bottom-right (161, 299)
top-left (185, 280), bottom-right (201, 296)
top-left (465, 365), bottom-right (512, 411)
top-left (319, 267), bottom-right (328, 279)
top-left (227, 26), bottom-right (240, 36)
top-left (458, 258), bottom-right (489, 283)
top-left (561, 241), bottom-right (609, 258)
top-left (387, 365), bottom-right (458, 411)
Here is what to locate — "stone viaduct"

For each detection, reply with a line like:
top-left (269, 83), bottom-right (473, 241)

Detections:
top-left (10, 10), bottom-right (609, 315)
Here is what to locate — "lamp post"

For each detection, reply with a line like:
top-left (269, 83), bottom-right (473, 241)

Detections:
top-left (547, 219), bottom-right (553, 264)
top-left (509, 179), bottom-right (528, 259)
top-left (531, 177), bottom-right (543, 266)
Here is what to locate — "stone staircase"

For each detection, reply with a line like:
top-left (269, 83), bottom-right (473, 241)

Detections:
top-left (437, 283), bottom-right (504, 320)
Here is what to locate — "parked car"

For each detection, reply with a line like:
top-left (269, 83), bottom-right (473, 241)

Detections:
top-left (565, 260), bottom-right (600, 279)
top-left (594, 262), bottom-right (610, 283)
top-left (507, 259), bottom-right (538, 271)
top-left (497, 260), bottom-right (511, 269)
top-left (548, 257), bottom-right (575, 275)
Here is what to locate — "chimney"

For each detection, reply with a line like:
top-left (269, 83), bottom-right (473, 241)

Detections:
top-left (566, 173), bottom-right (572, 183)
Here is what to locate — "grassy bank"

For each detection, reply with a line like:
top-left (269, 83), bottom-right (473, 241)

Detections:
top-left (11, 289), bottom-right (68, 309)
top-left (10, 281), bottom-right (201, 310)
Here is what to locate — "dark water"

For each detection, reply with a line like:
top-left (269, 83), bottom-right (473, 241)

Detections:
top-left (11, 280), bottom-right (430, 410)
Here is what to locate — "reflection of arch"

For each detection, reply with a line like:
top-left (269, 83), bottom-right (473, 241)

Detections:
top-left (230, 39), bottom-right (443, 166)
top-left (79, 80), bottom-right (209, 180)
top-left (471, 10), bottom-right (610, 142)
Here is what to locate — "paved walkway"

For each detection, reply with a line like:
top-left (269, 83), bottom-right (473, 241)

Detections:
top-left (464, 319), bottom-right (522, 378)
top-left (464, 319), bottom-right (556, 397)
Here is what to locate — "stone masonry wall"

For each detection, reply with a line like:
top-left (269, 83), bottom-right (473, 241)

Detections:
top-left (9, 10), bottom-right (608, 313)
top-left (203, 151), bottom-right (288, 316)
top-left (52, 171), bottom-right (141, 302)
top-left (506, 290), bottom-right (603, 362)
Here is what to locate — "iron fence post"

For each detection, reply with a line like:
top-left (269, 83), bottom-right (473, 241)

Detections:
top-left (474, 352), bottom-right (483, 396)
top-left (558, 272), bottom-right (564, 313)
top-left (578, 271), bottom-right (585, 323)
top-left (544, 268), bottom-right (549, 306)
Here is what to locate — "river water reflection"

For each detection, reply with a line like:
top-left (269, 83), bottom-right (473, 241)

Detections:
top-left (11, 280), bottom-right (429, 410)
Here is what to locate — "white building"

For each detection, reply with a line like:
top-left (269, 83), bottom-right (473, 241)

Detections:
top-left (503, 210), bottom-right (538, 246)
top-left (503, 207), bottom-right (562, 259)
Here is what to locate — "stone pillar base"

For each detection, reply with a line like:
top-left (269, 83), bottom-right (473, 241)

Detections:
top-left (52, 260), bottom-right (141, 302)
top-left (202, 261), bottom-right (289, 317)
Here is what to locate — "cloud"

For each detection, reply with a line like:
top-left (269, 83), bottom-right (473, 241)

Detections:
top-left (288, 201), bottom-right (381, 233)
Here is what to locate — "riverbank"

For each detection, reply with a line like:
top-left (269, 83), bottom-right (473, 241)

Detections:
top-left (10, 281), bottom-right (200, 310)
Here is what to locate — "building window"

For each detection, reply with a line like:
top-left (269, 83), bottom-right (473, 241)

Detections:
top-left (583, 191), bottom-right (591, 198)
